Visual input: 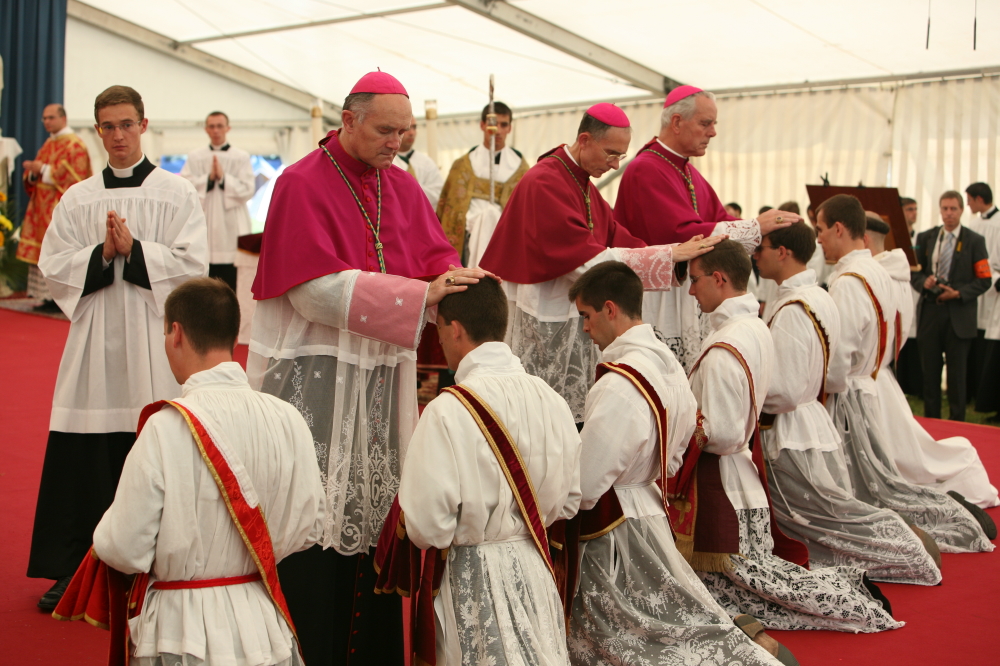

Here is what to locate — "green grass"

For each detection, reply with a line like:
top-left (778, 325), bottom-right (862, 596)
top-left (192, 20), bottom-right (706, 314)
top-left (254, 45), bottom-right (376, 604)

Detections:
top-left (905, 394), bottom-right (998, 427)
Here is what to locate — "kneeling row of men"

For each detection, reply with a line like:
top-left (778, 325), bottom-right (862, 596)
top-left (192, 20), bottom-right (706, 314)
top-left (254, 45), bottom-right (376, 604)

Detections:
top-left (73, 200), bottom-right (994, 666)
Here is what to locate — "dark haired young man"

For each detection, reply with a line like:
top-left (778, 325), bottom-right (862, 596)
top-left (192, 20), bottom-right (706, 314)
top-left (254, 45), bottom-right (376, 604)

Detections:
top-left (683, 239), bottom-right (898, 633)
top-left (437, 101), bottom-right (530, 265)
top-left (29, 85), bottom-right (208, 610)
top-left (820, 195), bottom-right (992, 554)
top-left (394, 277), bottom-right (582, 665)
top-left (758, 222), bottom-right (941, 585)
top-left (179, 111), bottom-right (256, 291)
top-left (91, 277), bottom-right (325, 666)
top-left (567, 261), bottom-right (792, 665)
top-left (867, 218), bottom-right (999, 514)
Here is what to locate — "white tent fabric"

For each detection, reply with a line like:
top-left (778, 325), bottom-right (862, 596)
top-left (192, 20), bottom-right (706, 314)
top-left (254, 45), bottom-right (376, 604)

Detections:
top-left (64, 1), bottom-right (999, 234)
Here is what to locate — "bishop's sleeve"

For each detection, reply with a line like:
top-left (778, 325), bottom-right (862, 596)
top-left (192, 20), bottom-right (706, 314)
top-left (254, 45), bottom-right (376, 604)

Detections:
top-left (92, 415), bottom-right (167, 574)
top-left (288, 271), bottom-right (432, 350)
top-left (696, 349), bottom-right (755, 456)
top-left (38, 201), bottom-right (106, 322)
top-left (136, 185), bottom-right (209, 317)
top-left (579, 375), bottom-right (651, 510)
top-left (397, 398), bottom-right (463, 550)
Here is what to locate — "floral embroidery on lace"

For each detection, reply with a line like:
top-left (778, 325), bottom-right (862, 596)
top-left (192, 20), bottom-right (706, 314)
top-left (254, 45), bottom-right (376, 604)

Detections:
top-left (617, 246), bottom-right (676, 291)
top-left (698, 508), bottom-right (902, 632)
top-left (722, 218), bottom-right (763, 254)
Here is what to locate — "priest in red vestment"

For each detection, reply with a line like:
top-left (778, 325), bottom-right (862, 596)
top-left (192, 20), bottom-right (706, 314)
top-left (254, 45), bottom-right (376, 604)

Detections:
top-left (614, 85), bottom-right (799, 370)
top-left (249, 71), bottom-right (488, 666)
top-left (479, 103), bottom-right (724, 424)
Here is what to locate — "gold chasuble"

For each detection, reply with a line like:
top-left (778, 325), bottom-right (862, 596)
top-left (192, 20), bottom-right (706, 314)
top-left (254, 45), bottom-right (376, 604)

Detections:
top-left (17, 132), bottom-right (93, 264)
top-left (436, 150), bottom-right (529, 256)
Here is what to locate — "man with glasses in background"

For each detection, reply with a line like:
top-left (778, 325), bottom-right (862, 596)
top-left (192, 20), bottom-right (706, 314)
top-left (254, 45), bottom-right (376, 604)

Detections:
top-left (28, 85), bottom-right (207, 611)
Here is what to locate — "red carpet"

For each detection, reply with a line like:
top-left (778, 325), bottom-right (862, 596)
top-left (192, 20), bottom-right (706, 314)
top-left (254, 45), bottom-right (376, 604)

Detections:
top-left (1, 308), bottom-right (996, 664)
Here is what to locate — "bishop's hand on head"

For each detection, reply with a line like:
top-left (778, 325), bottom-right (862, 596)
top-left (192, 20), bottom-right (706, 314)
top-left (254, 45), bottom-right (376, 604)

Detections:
top-left (757, 208), bottom-right (800, 235)
top-left (672, 233), bottom-right (728, 263)
top-left (427, 265), bottom-right (501, 306)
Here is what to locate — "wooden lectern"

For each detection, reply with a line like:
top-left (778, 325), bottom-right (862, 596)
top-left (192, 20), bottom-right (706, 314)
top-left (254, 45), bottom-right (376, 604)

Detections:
top-left (806, 185), bottom-right (918, 268)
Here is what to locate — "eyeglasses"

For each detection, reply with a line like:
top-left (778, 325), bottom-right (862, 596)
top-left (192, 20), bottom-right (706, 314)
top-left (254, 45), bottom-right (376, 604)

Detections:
top-left (689, 272), bottom-right (726, 284)
top-left (603, 148), bottom-right (627, 163)
top-left (97, 121), bottom-right (140, 135)
top-left (754, 243), bottom-right (775, 254)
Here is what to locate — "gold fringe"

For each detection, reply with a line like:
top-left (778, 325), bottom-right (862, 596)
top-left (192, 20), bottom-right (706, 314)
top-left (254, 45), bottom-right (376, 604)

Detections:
top-left (689, 551), bottom-right (736, 573)
top-left (674, 534), bottom-right (694, 561)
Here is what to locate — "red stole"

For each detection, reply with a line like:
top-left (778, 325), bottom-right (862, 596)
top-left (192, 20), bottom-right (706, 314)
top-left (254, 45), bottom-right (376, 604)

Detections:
top-left (479, 145), bottom-right (644, 285)
top-left (842, 272), bottom-right (889, 379)
top-left (549, 361), bottom-right (670, 617)
top-left (667, 343), bottom-right (810, 572)
top-left (374, 384), bottom-right (554, 666)
top-left (53, 400), bottom-right (299, 665)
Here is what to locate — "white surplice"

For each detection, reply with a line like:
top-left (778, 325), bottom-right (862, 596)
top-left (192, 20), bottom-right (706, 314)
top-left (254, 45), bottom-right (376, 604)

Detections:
top-left (762, 269), bottom-right (941, 585)
top-left (180, 145), bottom-right (255, 264)
top-left (392, 149), bottom-right (444, 209)
top-left (874, 249), bottom-right (999, 508)
top-left (248, 269), bottom-right (433, 554)
top-left (642, 219), bottom-right (763, 372)
top-left (826, 250), bottom-right (992, 553)
top-left (569, 324), bottom-right (782, 666)
top-left (460, 144), bottom-right (524, 268)
top-left (398, 342), bottom-right (581, 666)
top-left (691, 293), bottom-right (900, 632)
top-left (505, 242), bottom-right (683, 422)
top-left (39, 158), bottom-right (208, 433)
top-left (968, 210), bottom-right (1000, 336)
top-left (93, 363), bottom-right (326, 666)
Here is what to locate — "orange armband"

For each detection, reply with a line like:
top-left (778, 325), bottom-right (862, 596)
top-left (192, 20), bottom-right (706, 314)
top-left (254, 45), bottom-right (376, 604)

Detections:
top-left (975, 259), bottom-right (991, 279)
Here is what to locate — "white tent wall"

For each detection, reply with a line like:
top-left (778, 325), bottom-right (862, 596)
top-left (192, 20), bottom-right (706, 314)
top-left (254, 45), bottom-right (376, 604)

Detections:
top-left (62, 17), bottom-right (315, 168)
top-left (422, 75), bottom-right (1000, 234)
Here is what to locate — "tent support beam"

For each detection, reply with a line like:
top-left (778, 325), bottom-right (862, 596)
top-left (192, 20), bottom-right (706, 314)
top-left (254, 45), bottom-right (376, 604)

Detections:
top-left (447, 0), bottom-right (678, 95)
top-left (67, 0), bottom-right (342, 123)
top-left (176, 3), bottom-right (451, 45)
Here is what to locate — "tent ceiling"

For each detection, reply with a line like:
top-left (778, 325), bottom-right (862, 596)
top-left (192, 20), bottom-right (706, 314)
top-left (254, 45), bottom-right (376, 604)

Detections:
top-left (77, 0), bottom-right (1000, 117)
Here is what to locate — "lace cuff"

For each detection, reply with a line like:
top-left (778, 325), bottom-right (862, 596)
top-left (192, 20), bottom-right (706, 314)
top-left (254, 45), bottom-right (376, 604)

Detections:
top-left (616, 245), bottom-right (676, 291)
top-left (347, 272), bottom-right (430, 350)
top-left (720, 219), bottom-right (762, 254)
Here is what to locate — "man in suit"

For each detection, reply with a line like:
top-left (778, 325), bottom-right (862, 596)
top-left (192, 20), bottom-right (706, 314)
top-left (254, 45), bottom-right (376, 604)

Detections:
top-left (911, 190), bottom-right (992, 420)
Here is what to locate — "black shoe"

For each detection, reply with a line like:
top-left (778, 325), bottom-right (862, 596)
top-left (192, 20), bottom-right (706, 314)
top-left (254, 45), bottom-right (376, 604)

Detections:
top-left (32, 300), bottom-right (61, 313)
top-left (37, 575), bottom-right (73, 611)
top-left (947, 490), bottom-right (998, 540)
top-left (861, 573), bottom-right (893, 616)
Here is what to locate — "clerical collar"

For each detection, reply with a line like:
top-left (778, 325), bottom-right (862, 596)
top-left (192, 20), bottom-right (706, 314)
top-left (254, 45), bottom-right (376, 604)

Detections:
top-left (777, 268), bottom-right (817, 292)
top-left (103, 155), bottom-right (155, 189)
top-left (50, 126), bottom-right (73, 138)
top-left (210, 143), bottom-right (230, 151)
top-left (984, 205), bottom-right (998, 219)
top-left (656, 138), bottom-right (689, 162)
top-left (708, 293), bottom-right (760, 332)
top-left (562, 145), bottom-right (581, 167)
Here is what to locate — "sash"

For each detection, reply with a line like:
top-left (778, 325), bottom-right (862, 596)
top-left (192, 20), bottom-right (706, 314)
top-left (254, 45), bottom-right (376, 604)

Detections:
top-left (549, 361), bottom-right (670, 617)
top-left (842, 272), bottom-right (889, 379)
top-left (894, 311), bottom-right (904, 365)
top-left (53, 399), bottom-right (299, 665)
top-left (765, 298), bottom-right (832, 409)
top-left (375, 383), bottom-right (554, 665)
top-left (668, 342), bottom-right (810, 571)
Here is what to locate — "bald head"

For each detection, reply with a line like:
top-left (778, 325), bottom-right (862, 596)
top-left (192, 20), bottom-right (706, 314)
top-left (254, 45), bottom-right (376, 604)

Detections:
top-left (42, 104), bottom-right (67, 134)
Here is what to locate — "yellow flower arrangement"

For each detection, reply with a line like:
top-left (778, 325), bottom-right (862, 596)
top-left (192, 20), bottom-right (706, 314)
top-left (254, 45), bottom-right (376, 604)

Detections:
top-left (0, 212), bottom-right (12, 246)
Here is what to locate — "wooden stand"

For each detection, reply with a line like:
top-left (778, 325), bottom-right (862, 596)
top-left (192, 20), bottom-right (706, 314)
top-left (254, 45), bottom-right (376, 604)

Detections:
top-left (806, 185), bottom-right (917, 268)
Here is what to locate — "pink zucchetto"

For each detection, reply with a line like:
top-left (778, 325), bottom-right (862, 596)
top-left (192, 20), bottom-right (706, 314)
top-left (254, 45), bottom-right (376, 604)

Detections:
top-left (586, 102), bottom-right (630, 128)
top-left (663, 85), bottom-right (703, 108)
top-left (350, 70), bottom-right (409, 97)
